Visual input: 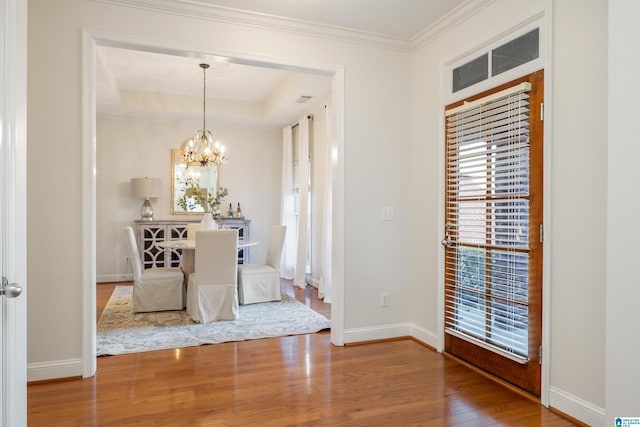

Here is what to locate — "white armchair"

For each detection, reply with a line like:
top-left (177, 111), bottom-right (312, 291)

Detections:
top-left (124, 226), bottom-right (185, 313)
top-left (238, 225), bottom-right (286, 305)
top-left (186, 229), bottom-right (239, 322)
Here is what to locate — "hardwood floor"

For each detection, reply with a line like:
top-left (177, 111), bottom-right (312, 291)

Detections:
top-left (28, 281), bottom-right (576, 426)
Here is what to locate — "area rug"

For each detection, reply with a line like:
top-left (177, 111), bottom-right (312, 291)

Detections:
top-left (97, 286), bottom-right (331, 356)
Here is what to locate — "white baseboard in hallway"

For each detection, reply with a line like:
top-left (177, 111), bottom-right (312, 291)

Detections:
top-left (343, 322), bottom-right (437, 348)
top-left (549, 386), bottom-right (604, 427)
top-left (343, 322), bottom-right (412, 343)
top-left (27, 358), bottom-right (83, 382)
top-left (97, 273), bottom-right (132, 283)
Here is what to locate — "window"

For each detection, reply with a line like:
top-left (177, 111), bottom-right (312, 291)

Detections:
top-left (452, 27), bottom-right (540, 93)
top-left (445, 82), bottom-right (532, 358)
top-left (452, 54), bottom-right (488, 93)
top-left (492, 29), bottom-right (539, 76)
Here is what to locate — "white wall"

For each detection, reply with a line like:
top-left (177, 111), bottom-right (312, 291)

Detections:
top-left (606, 0), bottom-right (640, 420)
top-left (410, 0), bottom-right (607, 424)
top-left (548, 1), bottom-right (607, 422)
top-left (96, 115), bottom-right (282, 282)
top-left (27, 0), bottom-right (411, 375)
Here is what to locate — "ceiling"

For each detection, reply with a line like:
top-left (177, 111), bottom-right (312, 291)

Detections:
top-left (96, 0), bottom-right (468, 128)
top-left (190, 0), bottom-right (468, 39)
top-left (96, 46), bottom-right (333, 128)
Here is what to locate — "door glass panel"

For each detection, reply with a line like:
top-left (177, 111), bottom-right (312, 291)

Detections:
top-left (445, 84), bottom-right (532, 359)
top-left (449, 247), bottom-right (529, 358)
top-left (451, 246), bottom-right (486, 337)
top-left (489, 251), bottom-right (529, 355)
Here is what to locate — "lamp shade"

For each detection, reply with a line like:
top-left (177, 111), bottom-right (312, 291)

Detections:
top-left (131, 178), bottom-right (161, 199)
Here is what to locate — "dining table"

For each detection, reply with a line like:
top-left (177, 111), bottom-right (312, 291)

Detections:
top-left (157, 238), bottom-right (258, 276)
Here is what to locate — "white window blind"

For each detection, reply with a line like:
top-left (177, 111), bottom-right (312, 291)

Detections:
top-left (444, 82), bottom-right (532, 362)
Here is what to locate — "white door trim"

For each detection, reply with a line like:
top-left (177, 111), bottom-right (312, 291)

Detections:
top-left (436, 4), bottom-right (552, 405)
top-left (1, 0), bottom-right (28, 424)
top-left (80, 32), bottom-right (98, 378)
top-left (81, 30), bottom-right (346, 375)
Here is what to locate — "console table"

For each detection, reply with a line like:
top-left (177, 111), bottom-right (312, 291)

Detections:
top-left (134, 218), bottom-right (251, 269)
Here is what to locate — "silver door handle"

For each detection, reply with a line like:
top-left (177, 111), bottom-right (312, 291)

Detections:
top-left (441, 222), bottom-right (453, 247)
top-left (1, 276), bottom-right (22, 298)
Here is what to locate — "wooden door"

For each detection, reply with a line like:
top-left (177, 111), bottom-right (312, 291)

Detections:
top-left (443, 71), bottom-right (544, 396)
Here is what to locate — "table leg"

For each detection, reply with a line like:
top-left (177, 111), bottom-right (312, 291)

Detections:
top-left (181, 248), bottom-right (195, 279)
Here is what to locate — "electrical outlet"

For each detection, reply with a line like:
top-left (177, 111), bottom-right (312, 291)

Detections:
top-left (381, 206), bottom-right (394, 221)
top-left (380, 292), bottom-right (389, 307)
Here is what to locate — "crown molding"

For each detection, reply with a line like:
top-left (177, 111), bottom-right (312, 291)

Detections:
top-left (94, 0), bottom-right (413, 52)
top-left (94, 0), bottom-right (494, 53)
top-left (411, 0), bottom-right (496, 50)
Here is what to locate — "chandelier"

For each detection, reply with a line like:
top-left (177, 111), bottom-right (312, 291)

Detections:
top-left (181, 63), bottom-right (227, 167)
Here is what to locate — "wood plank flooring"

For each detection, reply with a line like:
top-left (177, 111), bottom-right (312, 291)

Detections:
top-left (28, 280), bottom-right (577, 426)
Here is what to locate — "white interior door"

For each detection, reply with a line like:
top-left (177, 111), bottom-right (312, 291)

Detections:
top-left (1, 0), bottom-right (27, 425)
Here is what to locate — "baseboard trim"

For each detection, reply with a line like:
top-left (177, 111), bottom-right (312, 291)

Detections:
top-left (549, 386), bottom-right (604, 427)
top-left (98, 273), bottom-right (132, 283)
top-left (27, 358), bottom-right (83, 382)
top-left (343, 322), bottom-right (412, 343)
top-left (409, 323), bottom-right (439, 349)
top-left (343, 322), bottom-right (439, 348)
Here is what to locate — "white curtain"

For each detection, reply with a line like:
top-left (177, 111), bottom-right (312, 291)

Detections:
top-left (317, 104), bottom-right (333, 303)
top-left (293, 117), bottom-right (310, 289)
top-left (281, 113), bottom-right (332, 299)
top-left (279, 126), bottom-right (296, 279)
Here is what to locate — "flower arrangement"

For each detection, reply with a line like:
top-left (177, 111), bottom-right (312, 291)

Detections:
top-left (176, 177), bottom-right (228, 219)
top-left (208, 187), bottom-right (228, 218)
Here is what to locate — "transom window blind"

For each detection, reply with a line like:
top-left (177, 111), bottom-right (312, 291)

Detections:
top-left (444, 82), bottom-right (532, 362)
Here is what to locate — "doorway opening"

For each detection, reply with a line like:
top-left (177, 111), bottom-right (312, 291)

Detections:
top-left (82, 32), bottom-right (345, 377)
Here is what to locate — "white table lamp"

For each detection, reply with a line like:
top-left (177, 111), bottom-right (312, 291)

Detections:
top-left (131, 177), bottom-right (161, 221)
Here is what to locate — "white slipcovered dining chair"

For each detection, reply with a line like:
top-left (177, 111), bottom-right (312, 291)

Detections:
top-left (186, 229), bottom-right (239, 322)
top-left (186, 223), bottom-right (200, 240)
top-left (124, 226), bottom-right (185, 313)
top-left (238, 225), bottom-right (286, 305)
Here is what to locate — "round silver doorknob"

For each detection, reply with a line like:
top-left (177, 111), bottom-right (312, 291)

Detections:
top-left (1, 277), bottom-right (22, 298)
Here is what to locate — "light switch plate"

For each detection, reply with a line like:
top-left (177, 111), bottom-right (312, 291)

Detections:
top-left (381, 206), bottom-right (394, 221)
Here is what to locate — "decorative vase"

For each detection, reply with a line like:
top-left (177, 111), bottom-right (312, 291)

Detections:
top-left (212, 206), bottom-right (222, 219)
top-left (200, 213), bottom-right (218, 230)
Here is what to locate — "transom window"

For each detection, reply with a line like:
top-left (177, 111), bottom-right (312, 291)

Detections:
top-left (452, 28), bottom-right (540, 94)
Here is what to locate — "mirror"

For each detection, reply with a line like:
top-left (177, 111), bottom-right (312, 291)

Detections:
top-left (170, 149), bottom-right (219, 215)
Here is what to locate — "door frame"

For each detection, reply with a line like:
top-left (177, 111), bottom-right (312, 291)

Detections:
top-left (436, 7), bottom-right (553, 405)
top-left (81, 30), bottom-right (346, 377)
top-left (1, 0), bottom-right (28, 425)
